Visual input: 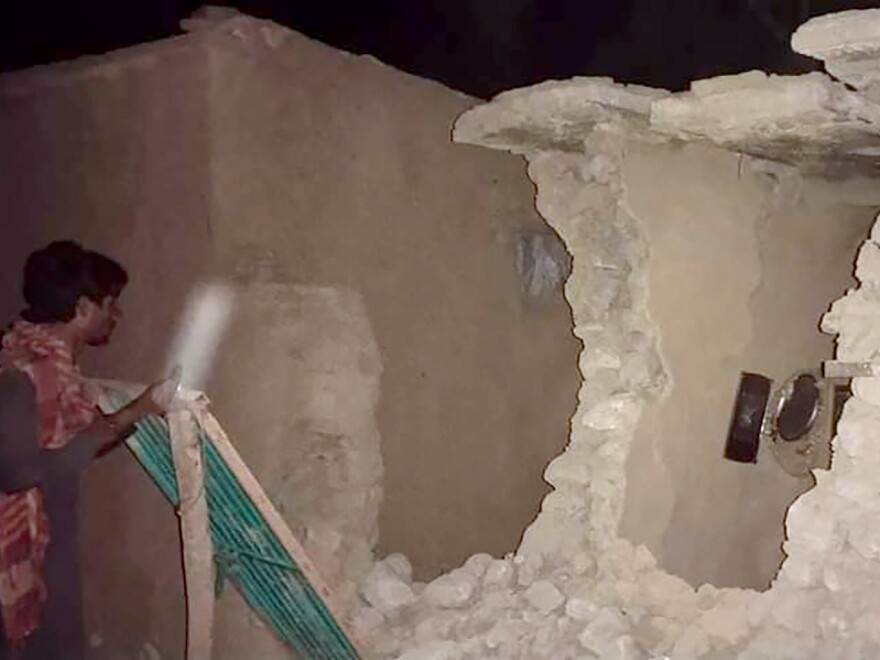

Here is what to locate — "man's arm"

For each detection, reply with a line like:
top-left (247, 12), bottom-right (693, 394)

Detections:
top-left (0, 370), bottom-right (114, 492)
top-left (0, 368), bottom-right (46, 491)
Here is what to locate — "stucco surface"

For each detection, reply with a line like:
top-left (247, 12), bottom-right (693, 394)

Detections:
top-left (0, 38), bottom-right (214, 659)
top-left (202, 24), bottom-right (578, 580)
top-left (618, 141), bottom-right (876, 589)
top-left (0, 16), bottom-right (577, 658)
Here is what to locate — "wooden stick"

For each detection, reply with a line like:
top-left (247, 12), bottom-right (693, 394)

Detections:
top-left (90, 379), bottom-right (363, 655)
top-left (190, 406), bottom-right (365, 655)
top-left (168, 408), bottom-right (215, 660)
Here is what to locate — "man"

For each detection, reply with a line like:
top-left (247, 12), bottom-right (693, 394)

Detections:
top-left (0, 241), bottom-right (165, 659)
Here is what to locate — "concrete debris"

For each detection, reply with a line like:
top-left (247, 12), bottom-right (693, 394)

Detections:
top-left (793, 9), bottom-right (880, 101)
top-left (650, 71), bottom-right (880, 171)
top-left (523, 580), bottom-right (565, 614)
top-left (452, 78), bottom-right (670, 154)
top-left (450, 8), bottom-right (880, 175)
top-left (481, 558), bottom-right (515, 589)
top-left (423, 570), bottom-right (478, 609)
top-left (359, 560), bottom-right (416, 615)
top-left (349, 24), bottom-right (880, 646)
top-left (214, 7), bottom-right (880, 660)
top-left (396, 641), bottom-right (463, 660)
top-left (383, 553), bottom-right (414, 583)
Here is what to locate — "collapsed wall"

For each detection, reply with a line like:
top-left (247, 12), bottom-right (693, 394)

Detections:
top-left (0, 8), bottom-right (579, 656)
top-left (349, 9), bottom-right (880, 660)
top-left (206, 283), bottom-right (383, 610)
top-left (351, 127), bottom-right (880, 660)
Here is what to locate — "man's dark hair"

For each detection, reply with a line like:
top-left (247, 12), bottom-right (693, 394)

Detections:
top-left (21, 241), bottom-right (128, 324)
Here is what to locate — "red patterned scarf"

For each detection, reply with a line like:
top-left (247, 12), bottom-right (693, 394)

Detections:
top-left (0, 321), bottom-right (98, 647)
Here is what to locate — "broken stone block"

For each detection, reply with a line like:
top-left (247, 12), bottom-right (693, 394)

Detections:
top-left (854, 240), bottom-right (880, 285)
top-left (423, 570), bottom-right (477, 609)
top-left (460, 553), bottom-right (494, 580)
top-left (544, 449), bottom-right (594, 488)
top-left (414, 613), bottom-right (460, 645)
top-left (523, 581), bottom-right (565, 614)
top-left (465, 589), bottom-right (518, 630)
top-left (670, 624), bottom-right (712, 658)
top-left (651, 71), bottom-right (880, 172)
top-left (383, 553), bottom-right (414, 584)
top-left (484, 619), bottom-right (530, 656)
top-left (514, 554), bottom-right (543, 587)
top-left (453, 78), bottom-right (669, 154)
top-left (395, 640), bottom-right (462, 660)
top-left (571, 552), bottom-right (597, 577)
top-left (482, 558), bottom-right (515, 589)
top-left (578, 609), bottom-right (644, 660)
top-left (851, 377), bottom-right (880, 409)
top-left (581, 394), bottom-right (641, 431)
top-left (584, 153), bottom-right (618, 185)
top-left (792, 9), bottom-right (880, 101)
top-left (351, 606), bottom-right (385, 640)
top-left (565, 596), bottom-right (599, 622)
top-left (359, 562), bottom-right (416, 615)
top-left (696, 590), bottom-right (752, 644)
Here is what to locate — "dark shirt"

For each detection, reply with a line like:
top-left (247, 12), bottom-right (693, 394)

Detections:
top-left (0, 369), bottom-right (112, 660)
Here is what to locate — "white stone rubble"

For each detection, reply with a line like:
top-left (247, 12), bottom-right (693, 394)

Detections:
top-left (793, 9), bottom-right (880, 101)
top-left (359, 559), bottom-right (416, 615)
top-left (422, 570), bottom-right (478, 609)
top-left (341, 8), bottom-right (880, 660)
top-left (650, 71), bottom-right (880, 170)
top-left (452, 78), bottom-right (670, 154)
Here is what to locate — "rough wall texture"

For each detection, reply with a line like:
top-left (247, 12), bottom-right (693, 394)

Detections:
top-left (0, 38), bottom-right (214, 659)
top-left (207, 283), bottom-right (383, 611)
top-left (0, 15), bottom-right (577, 659)
top-left (355, 76), bottom-right (880, 658)
top-left (203, 282), bottom-right (384, 658)
top-left (200, 18), bottom-right (579, 580)
top-left (619, 141), bottom-right (876, 589)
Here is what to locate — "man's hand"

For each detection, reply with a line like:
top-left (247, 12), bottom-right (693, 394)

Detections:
top-left (104, 372), bottom-right (178, 440)
top-left (131, 381), bottom-right (166, 418)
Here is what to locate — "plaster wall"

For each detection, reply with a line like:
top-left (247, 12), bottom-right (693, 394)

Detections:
top-left (0, 17), bottom-right (578, 658)
top-left (364, 96), bottom-right (880, 658)
top-left (619, 141), bottom-right (877, 589)
top-left (201, 24), bottom-right (579, 581)
top-left (0, 38), bottom-right (214, 659)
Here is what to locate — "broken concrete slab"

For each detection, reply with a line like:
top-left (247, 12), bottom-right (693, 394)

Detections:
top-left (650, 71), bottom-right (880, 173)
top-left (453, 78), bottom-right (670, 154)
top-left (793, 9), bottom-right (880, 101)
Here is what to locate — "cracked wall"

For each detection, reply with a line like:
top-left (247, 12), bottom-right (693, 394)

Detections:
top-left (619, 141), bottom-right (876, 589)
top-left (0, 12), bottom-right (579, 659)
top-left (8, 6), bottom-right (880, 660)
top-left (0, 38), bottom-right (214, 660)
top-left (357, 75), bottom-right (880, 657)
top-left (201, 16), bottom-right (579, 583)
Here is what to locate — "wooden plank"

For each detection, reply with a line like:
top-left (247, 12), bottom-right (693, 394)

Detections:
top-left (168, 408), bottom-right (216, 660)
top-left (90, 379), bottom-right (363, 656)
top-left (190, 405), bottom-right (365, 655)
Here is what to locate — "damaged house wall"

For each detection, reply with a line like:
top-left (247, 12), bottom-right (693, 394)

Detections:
top-left (198, 15), bottom-right (579, 585)
top-left (0, 38), bottom-right (214, 658)
top-left (353, 11), bottom-right (880, 658)
top-left (619, 141), bottom-right (876, 590)
top-left (7, 5), bottom-right (880, 660)
top-left (0, 11), bottom-right (578, 659)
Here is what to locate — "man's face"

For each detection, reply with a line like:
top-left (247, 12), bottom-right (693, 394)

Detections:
top-left (79, 296), bottom-right (121, 347)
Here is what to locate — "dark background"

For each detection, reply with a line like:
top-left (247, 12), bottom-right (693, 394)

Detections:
top-left (1, 0), bottom-right (878, 98)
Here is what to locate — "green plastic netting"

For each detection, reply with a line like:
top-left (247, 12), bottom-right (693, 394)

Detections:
top-left (102, 390), bottom-right (360, 660)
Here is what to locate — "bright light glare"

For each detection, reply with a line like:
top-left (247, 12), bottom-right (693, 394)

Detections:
top-left (165, 282), bottom-right (236, 391)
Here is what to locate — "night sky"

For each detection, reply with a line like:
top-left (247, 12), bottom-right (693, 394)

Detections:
top-left (2, 0), bottom-right (880, 99)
